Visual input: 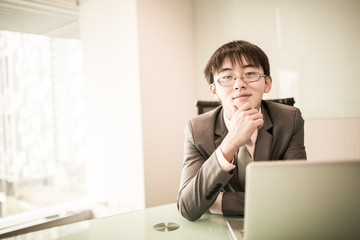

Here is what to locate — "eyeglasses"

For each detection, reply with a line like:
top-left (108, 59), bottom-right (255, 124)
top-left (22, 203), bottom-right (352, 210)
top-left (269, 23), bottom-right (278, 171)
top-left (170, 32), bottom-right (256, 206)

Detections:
top-left (214, 72), bottom-right (267, 87)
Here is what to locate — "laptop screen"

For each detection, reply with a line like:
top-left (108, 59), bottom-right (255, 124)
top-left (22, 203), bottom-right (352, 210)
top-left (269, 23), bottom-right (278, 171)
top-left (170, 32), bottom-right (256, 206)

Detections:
top-left (229, 160), bottom-right (360, 240)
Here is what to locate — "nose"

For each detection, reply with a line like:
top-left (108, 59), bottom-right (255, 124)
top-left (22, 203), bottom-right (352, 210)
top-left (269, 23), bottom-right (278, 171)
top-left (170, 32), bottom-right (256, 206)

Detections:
top-left (233, 75), bottom-right (247, 90)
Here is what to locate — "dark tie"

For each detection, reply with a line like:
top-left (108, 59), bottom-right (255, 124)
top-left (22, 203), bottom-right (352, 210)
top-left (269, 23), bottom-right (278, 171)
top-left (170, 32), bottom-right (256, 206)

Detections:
top-left (237, 146), bottom-right (252, 190)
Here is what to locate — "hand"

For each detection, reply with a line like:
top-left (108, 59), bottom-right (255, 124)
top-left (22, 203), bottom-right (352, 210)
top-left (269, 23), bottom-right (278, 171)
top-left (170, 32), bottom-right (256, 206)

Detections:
top-left (220, 103), bottom-right (263, 162)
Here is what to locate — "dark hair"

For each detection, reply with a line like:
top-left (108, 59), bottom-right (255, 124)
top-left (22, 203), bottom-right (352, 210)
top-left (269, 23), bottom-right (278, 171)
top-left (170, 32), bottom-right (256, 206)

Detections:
top-left (204, 40), bottom-right (270, 84)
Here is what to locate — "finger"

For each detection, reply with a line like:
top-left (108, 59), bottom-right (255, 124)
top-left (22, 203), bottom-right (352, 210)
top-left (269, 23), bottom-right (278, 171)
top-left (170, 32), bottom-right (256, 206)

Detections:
top-left (231, 105), bottom-right (238, 115)
top-left (239, 102), bottom-right (253, 112)
top-left (239, 109), bottom-right (261, 119)
top-left (243, 112), bottom-right (263, 124)
top-left (251, 112), bottom-right (263, 120)
top-left (244, 109), bottom-right (260, 116)
top-left (254, 118), bottom-right (264, 129)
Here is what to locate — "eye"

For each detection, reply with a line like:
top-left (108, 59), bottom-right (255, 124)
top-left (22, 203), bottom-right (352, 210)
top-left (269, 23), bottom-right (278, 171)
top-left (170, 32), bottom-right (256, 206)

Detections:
top-left (245, 72), bottom-right (257, 76)
top-left (220, 75), bottom-right (233, 81)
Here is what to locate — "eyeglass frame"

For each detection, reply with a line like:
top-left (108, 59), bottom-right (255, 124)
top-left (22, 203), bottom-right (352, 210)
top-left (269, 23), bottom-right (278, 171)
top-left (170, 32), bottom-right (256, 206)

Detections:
top-left (213, 72), bottom-right (267, 87)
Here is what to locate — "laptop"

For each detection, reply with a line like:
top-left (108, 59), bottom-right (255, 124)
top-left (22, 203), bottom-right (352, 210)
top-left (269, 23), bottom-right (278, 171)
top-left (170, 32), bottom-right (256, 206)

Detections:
top-left (227, 160), bottom-right (360, 240)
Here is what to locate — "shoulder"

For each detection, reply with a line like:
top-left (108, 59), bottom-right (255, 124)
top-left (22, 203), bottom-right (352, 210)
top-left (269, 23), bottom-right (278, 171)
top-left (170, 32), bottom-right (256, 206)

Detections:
top-left (262, 100), bottom-right (304, 128)
top-left (185, 105), bottom-right (223, 141)
top-left (262, 99), bottom-right (298, 112)
top-left (262, 100), bottom-right (302, 117)
top-left (188, 105), bottom-right (222, 128)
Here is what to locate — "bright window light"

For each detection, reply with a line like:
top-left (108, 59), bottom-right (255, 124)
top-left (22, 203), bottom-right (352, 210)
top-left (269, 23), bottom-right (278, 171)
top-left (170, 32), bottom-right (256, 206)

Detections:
top-left (0, 30), bottom-right (86, 217)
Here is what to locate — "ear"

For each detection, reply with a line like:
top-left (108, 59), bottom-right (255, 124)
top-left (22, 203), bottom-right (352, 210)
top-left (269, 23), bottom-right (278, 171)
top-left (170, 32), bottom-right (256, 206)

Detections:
top-left (209, 84), bottom-right (219, 100)
top-left (264, 76), bottom-right (272, 93)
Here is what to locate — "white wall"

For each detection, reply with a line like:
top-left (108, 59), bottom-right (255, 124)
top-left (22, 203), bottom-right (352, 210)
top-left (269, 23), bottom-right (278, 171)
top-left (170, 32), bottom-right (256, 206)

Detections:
top-left (194, 0), bottom-right (360, 119)
top-left (80, 0), bottom-right (196, 210)
top-left (80, 0), bottom-right (145, 214)
top-left (137, 0), bottom-right (196, 207)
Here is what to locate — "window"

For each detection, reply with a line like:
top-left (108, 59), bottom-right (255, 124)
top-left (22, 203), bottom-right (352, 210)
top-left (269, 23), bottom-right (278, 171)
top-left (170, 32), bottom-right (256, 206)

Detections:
top-left (0, 30), bottom-right (86, 218)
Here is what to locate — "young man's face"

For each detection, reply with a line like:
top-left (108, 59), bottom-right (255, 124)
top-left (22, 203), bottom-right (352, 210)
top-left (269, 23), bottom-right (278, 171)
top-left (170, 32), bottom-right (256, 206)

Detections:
top-left (210, 57), bottom-right (272, 120)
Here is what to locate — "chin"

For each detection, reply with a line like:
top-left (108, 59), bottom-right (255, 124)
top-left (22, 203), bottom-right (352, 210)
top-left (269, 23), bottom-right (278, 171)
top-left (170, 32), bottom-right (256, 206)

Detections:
top-left (232, 99), bottom-right (249, 108)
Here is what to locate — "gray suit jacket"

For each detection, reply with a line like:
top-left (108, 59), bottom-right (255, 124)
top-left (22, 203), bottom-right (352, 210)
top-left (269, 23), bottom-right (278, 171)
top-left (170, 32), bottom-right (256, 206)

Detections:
top-left (177, 100), bottom-right (307, 221)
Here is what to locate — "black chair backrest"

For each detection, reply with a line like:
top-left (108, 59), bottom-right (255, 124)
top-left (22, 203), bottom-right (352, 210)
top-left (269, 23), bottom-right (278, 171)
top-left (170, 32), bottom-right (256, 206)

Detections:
top-left (195, 97), bottom-right (295, 115)
top-left (195, 100), bottom-right (221, 115)
top-left (267, 97), bottom-right (295, 106)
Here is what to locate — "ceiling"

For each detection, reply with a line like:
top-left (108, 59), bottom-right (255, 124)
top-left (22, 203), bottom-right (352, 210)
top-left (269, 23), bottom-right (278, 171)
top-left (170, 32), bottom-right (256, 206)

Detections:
top-left (0, 0), bottom-right (79, 39)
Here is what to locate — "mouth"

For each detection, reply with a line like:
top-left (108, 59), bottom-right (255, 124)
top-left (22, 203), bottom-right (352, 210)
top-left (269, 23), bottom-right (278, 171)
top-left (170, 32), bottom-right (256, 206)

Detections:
top-left (233, 93), bottom-right (252, 99)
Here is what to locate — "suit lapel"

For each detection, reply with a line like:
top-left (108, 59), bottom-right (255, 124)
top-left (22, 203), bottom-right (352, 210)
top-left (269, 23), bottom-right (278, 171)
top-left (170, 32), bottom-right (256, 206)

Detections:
top-left (214, 108), bottom-right (228, 148)
top-left (254, 103), bottom-right (273, 161)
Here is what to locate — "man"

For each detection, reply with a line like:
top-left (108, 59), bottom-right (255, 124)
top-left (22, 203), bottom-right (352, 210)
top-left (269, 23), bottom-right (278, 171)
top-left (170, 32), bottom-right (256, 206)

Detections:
top-left (177, 40), bottom-right (306, 221)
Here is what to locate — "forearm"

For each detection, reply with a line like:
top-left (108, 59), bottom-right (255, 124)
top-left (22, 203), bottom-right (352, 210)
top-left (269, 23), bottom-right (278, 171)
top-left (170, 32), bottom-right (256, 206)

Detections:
top-left (177, 152), bottom-right (233, 221)
top-left (222, 192), bottom-right (245, 216)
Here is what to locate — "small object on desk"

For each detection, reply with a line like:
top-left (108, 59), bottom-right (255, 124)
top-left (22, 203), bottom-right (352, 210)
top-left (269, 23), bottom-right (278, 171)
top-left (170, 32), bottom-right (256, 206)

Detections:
top-left (153, 222), bottom-right (180, 232)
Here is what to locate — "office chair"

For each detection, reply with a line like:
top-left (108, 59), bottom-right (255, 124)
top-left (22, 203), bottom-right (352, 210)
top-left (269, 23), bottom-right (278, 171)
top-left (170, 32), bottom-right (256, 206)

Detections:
top-left (195, 97), bottom-right (295, 115)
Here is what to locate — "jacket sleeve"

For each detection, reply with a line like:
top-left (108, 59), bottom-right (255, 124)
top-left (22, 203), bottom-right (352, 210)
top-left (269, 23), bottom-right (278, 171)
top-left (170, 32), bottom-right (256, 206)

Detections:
top-left (222, 192), bottom-right (245, 216)
top-left (177, 120), bottom-right (233, 221)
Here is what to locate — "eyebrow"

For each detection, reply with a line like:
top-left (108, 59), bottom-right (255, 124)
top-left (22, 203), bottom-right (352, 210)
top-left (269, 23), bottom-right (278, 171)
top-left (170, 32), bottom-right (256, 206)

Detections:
top-left (218, 67), bottom-right (233, 73)
top-left (218, 64), bottom-right (258, 74)
top-left (242, 64), bottom-right (258, 68)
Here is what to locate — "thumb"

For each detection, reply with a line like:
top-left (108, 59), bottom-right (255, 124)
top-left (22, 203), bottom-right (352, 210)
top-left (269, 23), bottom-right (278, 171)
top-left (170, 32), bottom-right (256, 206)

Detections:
top-left (231, 105), bottom-right (238, 116)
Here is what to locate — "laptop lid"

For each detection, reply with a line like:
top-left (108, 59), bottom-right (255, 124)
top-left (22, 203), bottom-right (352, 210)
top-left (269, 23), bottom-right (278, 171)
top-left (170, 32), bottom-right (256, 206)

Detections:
top-left (242, 160), bottom-right (360, 240)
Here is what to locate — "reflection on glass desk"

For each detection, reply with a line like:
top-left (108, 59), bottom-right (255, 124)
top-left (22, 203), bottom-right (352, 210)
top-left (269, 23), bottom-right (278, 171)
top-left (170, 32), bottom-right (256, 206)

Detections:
top-left (4, 203), bottom-right (237, 240)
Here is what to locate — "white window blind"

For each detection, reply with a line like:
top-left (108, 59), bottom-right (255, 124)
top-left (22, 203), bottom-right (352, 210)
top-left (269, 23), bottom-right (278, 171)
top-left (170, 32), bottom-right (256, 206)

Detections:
top-left (0, 0), bottom-right (79, 39)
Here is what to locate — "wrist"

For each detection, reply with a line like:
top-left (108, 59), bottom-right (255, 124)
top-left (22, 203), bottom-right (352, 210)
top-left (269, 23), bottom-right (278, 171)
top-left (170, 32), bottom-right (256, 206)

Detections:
top-left (219, 140), bottom-right (239, 162)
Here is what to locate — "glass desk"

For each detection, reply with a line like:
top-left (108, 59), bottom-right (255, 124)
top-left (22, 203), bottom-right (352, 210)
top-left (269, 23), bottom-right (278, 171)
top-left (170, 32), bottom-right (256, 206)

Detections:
top-left (4, 203), bottom-right (237, 239)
